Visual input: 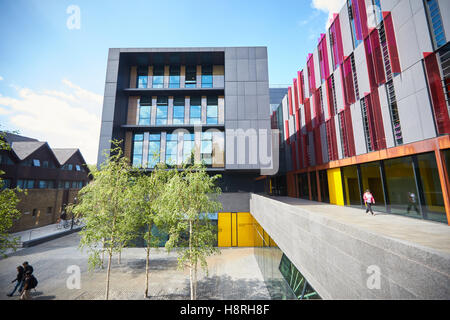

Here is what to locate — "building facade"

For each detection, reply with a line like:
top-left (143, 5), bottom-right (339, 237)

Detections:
top-left (97, 47), bottom-right (282, 245)
top-left (0, 133), bottom-right (91, 232)
top-left (269, 0), bottom-right (450, 225)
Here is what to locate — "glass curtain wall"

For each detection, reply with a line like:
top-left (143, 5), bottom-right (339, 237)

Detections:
top-left (153, 65), bottom-right (164, 88)
top-left (201, 65), bottom-right (213, 88)
top-left (359, 161), bottom-right (385, 212)
top-left (165, 134), bottom-right (178, 166)
top-left (173, 96), bottom-right (185, 124)
top-left (319, 170), bottom-right (330, 203)
top-left (138, 97), bottom-right (151, 125)
top-left (147, 134), bottom-right (161, 168)
top-left (206, 96), bottom-right (218, 124)
top-left (137, 66), bottom-right (148, 88)
top-left (156, 96), bottom-right (168, 125)
top-left (185, 65), bottom-right (197, 88)
top-left (298, 173), bottom-right (309, 200)
top-left (132, 133), bottom-right (144, 167)
top-left (190, 96), bottom-right (202, 124)
top-left (417, 152), bottom-right (446, 222)
top-left (309, 171), bottom-right (318, 201)
top-left (342, 165), bottom-right (361, 207)
top-left (169, 65), bottom-right (180, 88)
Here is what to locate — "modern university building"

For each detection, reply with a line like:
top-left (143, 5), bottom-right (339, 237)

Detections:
top-left (98, 0), bottom-right (450, 300)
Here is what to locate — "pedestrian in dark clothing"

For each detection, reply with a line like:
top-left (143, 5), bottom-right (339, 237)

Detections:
top-left (20, 272), bottom-right (33, 300)
top-left (7, 266), bottom-right (24, 297)
top-left (19, 262), bottom-right (33, 292)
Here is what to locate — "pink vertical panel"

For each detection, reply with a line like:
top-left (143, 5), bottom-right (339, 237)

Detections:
top-left (424, 52), bottom-right (450, 134)
top-left (318, 34), bottom-right (330, 82)
top-left (288, 86), bottom-right (293, 116)
top-left (383, 12), bottom-right (401, 74)
top-left (352, 0), bottom-right (363, 41)
top-left (357, 0), bottom-right (369, 39)
top-left (298, 71), bottom-right (305, 104)
top-left (364, 36), bottom-right (377, 89)
top-left (293, 78), bottom-right (299, 112)
top-left (370, 29), bottom-right (386, 85)
top-left (343, 57), bottom-right (356, 104)
top-left (307, 54), bottom-right (316, 96)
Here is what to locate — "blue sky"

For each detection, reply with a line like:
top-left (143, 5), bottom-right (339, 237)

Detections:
top-left (0, 0), bottom-right (344, 163)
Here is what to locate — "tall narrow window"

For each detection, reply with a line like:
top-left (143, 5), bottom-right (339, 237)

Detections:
top-left (183, 133), bottom-right (195, 164)
top-left (152, 65), bottom-right (164, 88)
top-left (201, 65), bottom-right (213, 88)
top-left (190, 96), bottom-right (201, 124)
top-left (137, 66), bottom-right (148, 88)
top-left (386, 80), bottom-right (403, 145)
top-left (138, 96), bottom-right (151, 125)
top-left (173, 96), bottom-right (185, 124)
top-left (165, 134), bottom-right (178, 166)
top-left (201, 132), bottom-right (213, 165)
top-left (338, 111), bottom-right (349, 158)
top-left (350, 54), bottom-right (359, 100)
top-left (169, 65), bottom-right (180, 88)
top-left (206, 96), bottom-right (218, 124)
top-left (156, 96), bottom-right (168, 125)
top-left (425, 0), bottom-right (447, 49)
top-left (147, 134), bottom-right (161, 168)
top-left (360, 97), bottom-right (374, 152)
top-left (185, 65), bottom-right (197, 88)
top-left (132, 133), bottom-right (144, 167)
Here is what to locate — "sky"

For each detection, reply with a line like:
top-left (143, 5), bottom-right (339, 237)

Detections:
top-left (0, 0), bottom-right (345, 164)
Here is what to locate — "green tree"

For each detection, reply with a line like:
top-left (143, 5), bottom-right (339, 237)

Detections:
top-left (159, 163), bottom-right (222, 300)
top-left (129, 162), bottom-right (175, 298)
top-left (0, 130), bottom-right (22, 257)
top-left (72, 141), bottom-right (139, 300)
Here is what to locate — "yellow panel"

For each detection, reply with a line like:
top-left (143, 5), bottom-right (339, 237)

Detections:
top-left (327, 168), bottom-right (344, 206)
top-left (237, 212), bottom-right (255, 247)
top-left (231, 212), bottom-right (237, 246)
top-left (218, 212), bottom-right (231, 247)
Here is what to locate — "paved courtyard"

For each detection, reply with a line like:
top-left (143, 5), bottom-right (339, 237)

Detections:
top-left (0, 233), bottom-right (270, 300)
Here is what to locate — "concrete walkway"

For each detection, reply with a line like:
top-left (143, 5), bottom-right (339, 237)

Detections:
top-left (0, 233), bottom-right (271, 300)
top-left (271, 196), bottom-right (450, 254)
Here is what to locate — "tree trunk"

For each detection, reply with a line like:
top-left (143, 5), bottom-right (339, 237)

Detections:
top-left (189, 220), bottom-right (194, 300)
top-left (101, 238), bottom-right (105, 269)
top-left (144, 227), bottom-right (151, 298)
top-left (194, 261), bottom-right (198, 300)
top-left (118, 247), bottom-right (121, 265)
top-left (105, 248), bottom-right (112, 300)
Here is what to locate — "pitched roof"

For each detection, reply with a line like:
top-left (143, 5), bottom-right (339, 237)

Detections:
top-left (10, 141), bottom-right (47, 160)
top-left (2, 132), bottom-right (38, 144)
top-left (51, 148), bottom-right (79, 165)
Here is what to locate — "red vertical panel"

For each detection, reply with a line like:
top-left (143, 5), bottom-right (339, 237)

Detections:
top-left (326, 77), bottom-right (334, 118)
top-left (357, 0), bottom-right (369, 39)
top-left (304, 98), bottom-right (312, 132)
top-left (295, 109), bottom-right (301, 134)
top-left (291, 143), bottom-right (297, 171)
top-left (318, 34), bottom-right (330, 82)
top-left (344, 108), bottom-right (356, 157)
top-left (424, 52), bottom-right (450, 135)
top-left (307, 54), bottom-right (316, 95)
top-left (288, 86), bottom-right (293, 116)
top-left (335, 15), bottom-right (344, 67)
top-left (370, 89), bottom-right (387, 149)
top-left (370, 29), bottom-right (386, 85)
top-left (330, 118), bottom-right (338, 160)
top-left (296, 132), bottom-right (303, 169)
top-left (364, 37), bottom-right (377, 89)
top-left (313, 127), bottom-right (323, 165)
top-left (343, 57), bottom-right (356, 104)
top-left (303, 134), bottom-right (310, 167)
top-left (293, 78), bottom-right (299, 113)
top-left (383, 12), bottom-right (401, 74)
top-left (298, 71), bottom-right (305, 104)
top-left (285, 119), bottom-right (290, 145)
top-left (364, 93), bottom-right (378, 150)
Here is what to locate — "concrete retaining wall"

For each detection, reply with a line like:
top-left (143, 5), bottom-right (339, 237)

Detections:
top-left (250, 194), bottom-right (450, 299)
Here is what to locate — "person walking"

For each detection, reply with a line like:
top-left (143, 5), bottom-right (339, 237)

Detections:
top-left (6, 266), bottom-right (24, 297)
top-left (363, 189), bottom-right (375, 215)
top-left (19, 261), bottom-right (33, 292)
top-left (19, 271), bottom-right (33, 300)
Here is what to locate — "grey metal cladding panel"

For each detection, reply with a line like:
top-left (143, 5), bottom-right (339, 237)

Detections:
top-left (237, 82), bottom-right (245, 96)
top-left (225, 95), bottom-right (238, 120)
top-left (225, 81), bottom-right (238, 96)
top-left (105, 59), bottom-right (120, 83)
top-left (248, 47), bottom-right (256, 60)
top-left (108, 48), bottom-right (120, 60)
top-left (415, 88), bottom-right (437, 140)
top-left (350, 102), bottom-right (367, 155)
top-left (378, 85), bottom-right (395, 149)
top-left (101, 96), bottom-right (116, 122)
top-left (236, 47), bottom-right (249, 59)
top-left (245, 95), bottom-right (258, 120)
top-left (225, 47), bottom-right (238, 60)
top-left (237, 95), bottom-right (246, 119)
top-left (225, 59), bottom-right (237, 82)
top-left (104, 82), bottom-right (117, 98)
top-left (257, 94), bottom-right (270, 119)
top-left (245, 82), bottom-right (257, 96)
top-left (237, 59), bottom-right (250, 81)
top-left (257, 81), bottom-right (269, 96)
top-left (255, 47), bottom-right (268, 59)
top-left (256, 59), bottom-right (269, 81)
top-left (248, 58), bottom-right (257, 81)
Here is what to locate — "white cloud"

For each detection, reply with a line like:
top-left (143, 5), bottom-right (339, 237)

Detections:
top-left (311, 0), bottom-right (346, 29)
top-left (0, 80), bottom-right (102, 164)
top-left (0, 76), bottom-right (4, 81)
